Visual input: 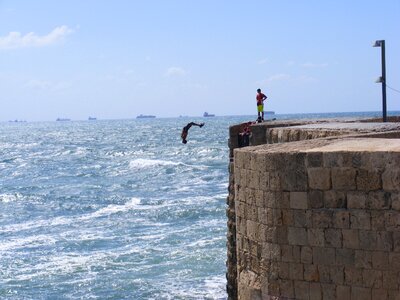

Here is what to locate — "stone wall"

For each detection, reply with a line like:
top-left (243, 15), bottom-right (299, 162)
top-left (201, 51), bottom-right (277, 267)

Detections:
top-left (226, 117), bottom-right (400, 300)
top-left (234, 138), bottom-right (400, 299)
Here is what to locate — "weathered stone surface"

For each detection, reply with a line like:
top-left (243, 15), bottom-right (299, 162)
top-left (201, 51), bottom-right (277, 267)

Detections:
top-left (231, 125), bottom-right (400, 299)
top-left (308, 168), bottom-right (331, 190)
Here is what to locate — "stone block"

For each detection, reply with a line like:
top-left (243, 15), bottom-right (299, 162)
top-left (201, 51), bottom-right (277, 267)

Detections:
top-left (293, 210), bottom-right (312, 228)
top-left (371, 210), bottom-right (385, 230)
top-left (246, 220), bottom-right (259, 241)
top-left (309, 282), bottom-right (322, 300)
top-left (308, 168), bottom-right (331, 190)
top-left (281, 209), bottom-right (293, 226)
top-left (308, 228), bottom-right (325, 247)
top-left (336, 248), bottom-right (355, 266)
top-left (355, 250), bottom-right (372, 269)
top-left (351, 287), bottom-right (372, 300)
top-left (309, 190), bottom-right (324, 208)
top-left (331, 167), bottom-right (357, 190)
top-left (333, 210), bottom-right (350, 229)
top-left (269, 172), bottom-right (283, 191)
top-left (250, 152), bottom-right (258, 171)
top-left (325, 228), bottom-right (342, 248)
top-left (255, 189), bottom-right (265, 207)
top-left (382, 168), bottom-right (400, 191)
top-left (336, 285), bottom-right (351, 300)
top-left (350, 210), bottom-right (371, 230)
top-left (389, 252), bottom-right (400, 270)
top-left (301, 246), bottom-right (313, 264)
top-left (394, 232), bottom-right (400, 252)
top-left (363, 269), bottom-right (383, 288)
top-left (372, 289), bottom-right (388, 300)
top-left (387, 290), bottom-right (400, 300)
top-left (330, 266), bottom-right (344, 285)
top-left (324, 190), bottom-right (346, 208)
top-left (276, 226), bottom-right (288, 245)
top-left (356, 168), bottom-right (382, 191)
top-left (289, 262), bottom-right (304, 280)
top-left (344, 267), bottom-right (363, 286)
top-left (288, 227), bottom-right (308, 246)
top-left (277, 261), bottom-right (289, 279)
top-left (283, 169), bottom-right (308, 192)
top-left (304, 264), bottom-right (319, 282)
top-left (312, 211), bottom-right (333, 228)
top-left (385, 211), bottom-right (400, 231)
top-left (290, 192), bottom-right (308, 209)
top-left (342, 229), bottom-right (360, 249)
top-left (367, 191), bottom-right (391, 210)
top-left (347, 191), bottom-right (367, 209)
top-left (392, 193), bottom-right (400, 211)
top-left (323, 152), bottom-right (340, 168)
top-left (317, 264), bottom-right (330, 283)
top-left (376, 231), bottom-right (393, 251)
top-left (294, 280), bottom-right (310, 300)
top-left (359, 230), bottom-right (377, 250)
top-left (293, 245), bottom-right (301, 262)
top-left (280, 245), bottom-right (292, 263)
top-left (280, 279), bottom-right (295, 298)
top-left (382, 270), bottom-right (398, 290)
top-left (306, 152), bottom-right (323, 168)
top-left (372, 251), bottom-right (389, 270)
top-left (260, 278), bottom-right (280, 297)
top-left (321, 283), bottom-right (336, 300)
top-left (313, 247), bottom-right (335, 265)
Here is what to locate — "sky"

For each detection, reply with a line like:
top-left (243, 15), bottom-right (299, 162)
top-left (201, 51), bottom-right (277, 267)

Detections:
top-left (0, 0), bottom-right (399, 121)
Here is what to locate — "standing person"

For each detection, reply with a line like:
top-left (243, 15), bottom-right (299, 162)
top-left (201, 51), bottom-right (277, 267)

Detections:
top-left (181, 122), bottom-right (204, 144)
top-left (256, 88), bottom-right (267, 122)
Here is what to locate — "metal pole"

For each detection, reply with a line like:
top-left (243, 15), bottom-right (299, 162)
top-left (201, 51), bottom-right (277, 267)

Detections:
top-left (381, 40), bottom-right (387, 122)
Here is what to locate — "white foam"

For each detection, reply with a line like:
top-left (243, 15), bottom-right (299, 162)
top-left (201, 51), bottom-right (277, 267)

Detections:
top-left (0, 198), bottom-right (142, 234)
top-left (129, 158), bottom-right (179, 169)
top-left (86, 197), bottom-right (141, 219)
top-left (0, 234), bottom-right (56, 252)
top-left (0, 193), bottom-right (22, 203)
top-left (187, 237), bottom-right (224, 248)
top-left (203, 275), bottom-right (227, 299)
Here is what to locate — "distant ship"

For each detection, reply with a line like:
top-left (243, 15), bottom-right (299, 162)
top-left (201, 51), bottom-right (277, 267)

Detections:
top-left (203, 112), bottom-right (215, 117)
top-left (136, 114), bottom-right (156, 119)
top-left (88, 117), bottom-right (97, 120)
top-left (56, 118), bottom-right (71, 121)
top-left (8, 119), bottom-right (27, 123)
top-left (264, 111), bottom-right (275, 115)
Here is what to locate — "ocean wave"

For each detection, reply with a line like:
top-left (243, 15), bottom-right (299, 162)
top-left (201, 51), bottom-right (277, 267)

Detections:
top-left (129, 158), bottom-right (180, 169)
top-left (0, 234), bottom-right (56, 252)
top-left (85, 197), bottom-right (141, 219)
top-left (0, 198), bottom-right (142, 234)
top-left (0, 193), bottom-right (23, 203)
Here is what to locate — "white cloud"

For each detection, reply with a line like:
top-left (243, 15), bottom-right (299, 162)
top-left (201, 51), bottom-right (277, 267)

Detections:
top-left (257, 58), bottom-right (268, 65)
top-left (301, 62), bottom-right (328, 68)
top-left (0, 25), bottom-right (73, 50)
top-left (165, 67), bottom-right (187, 77)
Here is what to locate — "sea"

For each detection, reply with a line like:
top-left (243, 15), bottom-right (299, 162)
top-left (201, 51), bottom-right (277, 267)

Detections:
top-left (0, 111), bottom-right (397, 299)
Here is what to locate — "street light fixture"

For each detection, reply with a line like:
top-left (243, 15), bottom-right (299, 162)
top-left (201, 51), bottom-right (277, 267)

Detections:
top-left (373, 39), bottom-right (387, 122)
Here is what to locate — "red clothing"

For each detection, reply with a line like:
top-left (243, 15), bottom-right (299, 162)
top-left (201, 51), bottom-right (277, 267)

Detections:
top-left (256, 92), bottom-right (267, 105)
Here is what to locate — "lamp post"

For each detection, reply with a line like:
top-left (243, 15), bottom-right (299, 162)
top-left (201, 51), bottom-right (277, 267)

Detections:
top-left (373, 39), bottom-right (387, 122)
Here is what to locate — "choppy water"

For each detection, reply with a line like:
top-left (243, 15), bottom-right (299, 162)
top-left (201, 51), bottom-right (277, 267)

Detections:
top-left (0, 112), bottom-right (396, 299)
top-left (0, 116), bottom-right (255, 300)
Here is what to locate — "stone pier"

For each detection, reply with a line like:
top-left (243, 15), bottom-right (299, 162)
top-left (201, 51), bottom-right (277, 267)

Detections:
top-left (226, 117), bottom-right (400, 299)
